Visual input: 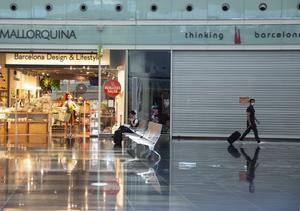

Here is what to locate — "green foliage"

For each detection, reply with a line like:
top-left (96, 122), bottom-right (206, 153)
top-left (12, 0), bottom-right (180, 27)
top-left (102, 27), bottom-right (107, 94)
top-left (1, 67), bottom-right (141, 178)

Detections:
top-left (40, 76), bottom-right (60, 92)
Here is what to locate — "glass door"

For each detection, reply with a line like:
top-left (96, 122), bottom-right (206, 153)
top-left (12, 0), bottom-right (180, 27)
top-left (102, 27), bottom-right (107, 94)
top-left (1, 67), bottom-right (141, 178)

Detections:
top-left (99, 50), bottom-right (126, 134)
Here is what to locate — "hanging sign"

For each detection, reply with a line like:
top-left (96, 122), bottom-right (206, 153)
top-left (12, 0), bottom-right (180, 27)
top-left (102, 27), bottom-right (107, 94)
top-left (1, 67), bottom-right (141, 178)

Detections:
top-left (98, 46), bottom-right (104, 58)
top-left (239, 96), bottom-right (250, 104)
top-left (104, 80), bottom-right (121, 97)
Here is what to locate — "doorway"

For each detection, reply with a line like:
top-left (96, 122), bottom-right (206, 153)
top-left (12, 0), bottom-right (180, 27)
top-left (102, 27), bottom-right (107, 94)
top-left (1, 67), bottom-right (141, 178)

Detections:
top-left (0, 50), bottom-right (126, 145)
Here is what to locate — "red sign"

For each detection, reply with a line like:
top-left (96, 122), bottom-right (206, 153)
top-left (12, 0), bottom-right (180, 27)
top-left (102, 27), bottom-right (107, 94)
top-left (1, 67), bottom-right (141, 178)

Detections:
top-left (234, 26), bottom-right (241, 45)
top-left (104, 80), bottom-right (121, 97)
top-left (239, 96), bottom-right (250, 104)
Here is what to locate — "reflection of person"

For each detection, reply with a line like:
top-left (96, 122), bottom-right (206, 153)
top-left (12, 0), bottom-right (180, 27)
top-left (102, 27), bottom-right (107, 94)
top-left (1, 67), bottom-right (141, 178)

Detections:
top-left (63, 94), bottom-right (79, 125)
top-left (240, 147), bottom-right (261, 193)
top-left (151, 103), bottom-right (169, 126)
top-left (151, 105), bottom-right (159, 123)
top-left (161, 98), bottom-right (170, 132)
top-left (151, 105), bottom-right (160, 123)
top-left (240, 99), bottom-right (261, 144)
top-left (113, 110), bottom-right (139, 147)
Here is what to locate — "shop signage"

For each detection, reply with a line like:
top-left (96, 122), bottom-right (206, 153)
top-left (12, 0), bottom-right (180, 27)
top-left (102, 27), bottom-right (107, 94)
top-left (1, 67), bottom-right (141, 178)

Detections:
top-left (0, 29), bottom-right (76, 40)
top-left (6, 52), bottom-right (110, 66)
top-left (184, 31), bottom-right (224, 40)
top-left (234, 27), bottom-right (241, 44)
top-left (239, 96), bottom-right (250, 104)
top-left (176, 25), bottom-right (300, 45)
top-left (254, 31), bottom-right (300, 39)
top-left (0, 24), bottom-right (300, 46)
top-left (104, 80), bottom-right (121, 97)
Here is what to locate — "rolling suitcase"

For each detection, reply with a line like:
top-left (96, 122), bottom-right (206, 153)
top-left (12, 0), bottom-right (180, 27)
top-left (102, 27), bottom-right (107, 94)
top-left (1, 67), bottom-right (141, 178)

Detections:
top-left (227, 145), bottom-right (241, 158)
top-left (227, 131), bottom-right (241, 144)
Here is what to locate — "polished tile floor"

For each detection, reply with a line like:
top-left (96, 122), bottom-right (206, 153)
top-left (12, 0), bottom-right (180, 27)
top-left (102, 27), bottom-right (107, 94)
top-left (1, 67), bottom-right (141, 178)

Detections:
top-left (0, 135), bottom-right (300, 211)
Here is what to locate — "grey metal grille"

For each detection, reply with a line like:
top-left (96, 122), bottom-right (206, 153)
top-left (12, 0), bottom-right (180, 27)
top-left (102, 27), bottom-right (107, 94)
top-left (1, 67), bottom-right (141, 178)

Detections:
top-left (172, 51), bottom-right (300, 139)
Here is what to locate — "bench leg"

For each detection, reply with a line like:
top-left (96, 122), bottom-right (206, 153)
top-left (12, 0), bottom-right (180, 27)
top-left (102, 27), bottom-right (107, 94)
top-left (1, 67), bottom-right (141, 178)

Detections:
top-left (125, 142), bottom-right (140, 162)
top-left (152, 149), bottom-right (161, 166)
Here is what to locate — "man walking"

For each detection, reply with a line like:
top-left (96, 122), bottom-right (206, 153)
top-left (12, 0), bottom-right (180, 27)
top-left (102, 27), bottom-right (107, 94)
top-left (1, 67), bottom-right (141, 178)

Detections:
top-left (240, 98), bottom-right (261, 144)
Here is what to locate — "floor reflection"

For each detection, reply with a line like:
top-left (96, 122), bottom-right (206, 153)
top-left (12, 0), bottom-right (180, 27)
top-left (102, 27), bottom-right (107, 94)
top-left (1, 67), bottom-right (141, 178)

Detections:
top-left (171, 140), bottom-right (300, 211)
top-left (1, 135), bottom-right (299, 211)
top-left (0, 134), bottom-right (170, 211)
top-left (227, 144), bottom-right (262, 193)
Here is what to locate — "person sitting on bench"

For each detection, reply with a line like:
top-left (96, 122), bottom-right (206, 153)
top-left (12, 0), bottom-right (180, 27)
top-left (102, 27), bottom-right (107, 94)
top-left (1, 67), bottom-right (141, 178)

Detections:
top-left (113, 110), bottom-right (139, 147)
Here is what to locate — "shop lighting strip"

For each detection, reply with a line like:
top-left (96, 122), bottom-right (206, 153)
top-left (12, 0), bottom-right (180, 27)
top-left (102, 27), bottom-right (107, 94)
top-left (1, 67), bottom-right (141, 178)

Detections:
top-left (0, 19), bottom-right (300, 26)
top-left (1, 44), bottom-right (300, 51)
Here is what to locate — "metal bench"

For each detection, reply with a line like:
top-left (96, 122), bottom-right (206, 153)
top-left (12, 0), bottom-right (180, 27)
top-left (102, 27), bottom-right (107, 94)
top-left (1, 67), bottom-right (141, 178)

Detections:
top-left (124, 119), bottom-right (146, 137)
top-left (123, 120), bottom-right (147, 148)
top-left (127, 121), bottom-right (162, 165)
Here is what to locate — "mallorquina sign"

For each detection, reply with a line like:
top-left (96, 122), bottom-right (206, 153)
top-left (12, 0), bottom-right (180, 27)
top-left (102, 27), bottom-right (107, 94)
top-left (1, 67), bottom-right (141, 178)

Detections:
top-left (0, 29), bottom-right (77, 40)
top-left (0, 24), bottom-right (299, 45)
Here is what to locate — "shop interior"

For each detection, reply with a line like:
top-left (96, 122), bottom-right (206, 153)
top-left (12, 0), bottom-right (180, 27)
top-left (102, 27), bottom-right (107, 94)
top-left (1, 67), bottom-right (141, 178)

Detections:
top-left (0, 50), bottom-right (126, 145)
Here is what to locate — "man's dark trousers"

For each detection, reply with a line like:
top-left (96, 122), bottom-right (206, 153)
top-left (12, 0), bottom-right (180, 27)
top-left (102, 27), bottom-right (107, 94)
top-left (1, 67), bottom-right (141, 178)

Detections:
top-left (240, 123), bottom-right (260, 143)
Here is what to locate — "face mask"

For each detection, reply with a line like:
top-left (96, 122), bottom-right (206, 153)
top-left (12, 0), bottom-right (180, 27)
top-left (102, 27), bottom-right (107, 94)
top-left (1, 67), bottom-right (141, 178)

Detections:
top-left (251, 103), bottom-right (255, 105)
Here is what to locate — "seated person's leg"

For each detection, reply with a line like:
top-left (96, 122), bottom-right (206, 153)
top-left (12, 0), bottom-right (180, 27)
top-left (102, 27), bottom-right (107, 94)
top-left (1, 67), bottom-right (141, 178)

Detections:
top-left (113, 124), bottom-right (135, 147)
top-left (113, 129), bottom-right (122, 146)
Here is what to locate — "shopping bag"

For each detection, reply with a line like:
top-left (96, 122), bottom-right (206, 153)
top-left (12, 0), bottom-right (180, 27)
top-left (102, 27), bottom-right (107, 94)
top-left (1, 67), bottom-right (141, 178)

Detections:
top-left (58, 109), bottom-right (71, 122)
top-left (64, 113), bottom-right (71, 122)
top-left (58, 111), bottom-right (65, 122)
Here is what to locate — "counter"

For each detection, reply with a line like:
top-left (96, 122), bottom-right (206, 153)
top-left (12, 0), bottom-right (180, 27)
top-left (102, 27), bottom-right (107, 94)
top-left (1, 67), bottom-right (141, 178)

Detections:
top-left (0, 112), bottom-right (50, 144)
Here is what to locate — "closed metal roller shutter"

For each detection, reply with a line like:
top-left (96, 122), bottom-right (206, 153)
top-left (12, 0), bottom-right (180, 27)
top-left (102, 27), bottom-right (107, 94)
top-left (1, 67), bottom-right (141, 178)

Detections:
top-left (172, 51), bottom-right (300, 139)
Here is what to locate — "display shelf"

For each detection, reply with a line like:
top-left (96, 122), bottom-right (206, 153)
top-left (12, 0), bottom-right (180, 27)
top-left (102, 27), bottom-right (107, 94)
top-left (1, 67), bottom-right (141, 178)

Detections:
top-left (1, 111), bottom-right (50, 144)
top-left (0, 121), bottom-right (6, 144)
top-left (8, 122), bottom-right (28, 134)
top-left (0, 90), bottom-right (8, 106)
top-left (78, 101), bottom-right (91, 136)
top-left (28, 122), bottom-right (48, 134)
top-left (89, 100), bottom-right (99, 137)
top-left (28, 135), bottom-right (48, 144)
top-left (7, 135), bottom-right (28, 144)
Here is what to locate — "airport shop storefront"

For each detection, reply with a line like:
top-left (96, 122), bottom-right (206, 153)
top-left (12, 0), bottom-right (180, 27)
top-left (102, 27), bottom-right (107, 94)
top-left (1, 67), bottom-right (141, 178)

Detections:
top-left (0, 24), bottom-right (300, 139)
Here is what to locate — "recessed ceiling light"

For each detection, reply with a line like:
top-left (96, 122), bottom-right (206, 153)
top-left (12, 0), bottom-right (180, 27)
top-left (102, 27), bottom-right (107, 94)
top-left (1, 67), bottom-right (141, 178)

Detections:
top-left (222, 3), bottom-right (230, 11)
top-left (151, 4), bottom-right (158, 12)
top-left (186, 4), bottom-right (193, 12)
top-left (115, 4), bottom-right (122, 12)
top-left (80, 3), bottom-right (88, 12)
top-left (259, 3), bottom-right (267, 11)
